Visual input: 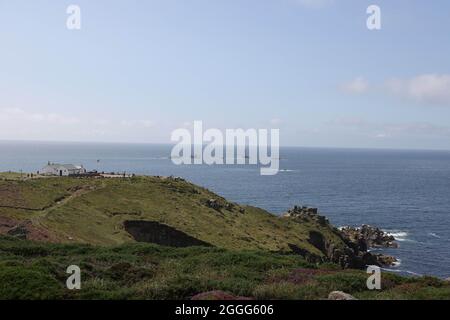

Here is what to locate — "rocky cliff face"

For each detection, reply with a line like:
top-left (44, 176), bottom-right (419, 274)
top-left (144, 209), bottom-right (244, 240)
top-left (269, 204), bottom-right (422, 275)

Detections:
top-left (340, 225), bottom-right (398, 249)
top-left (283, 206), bottom-right (398, 268)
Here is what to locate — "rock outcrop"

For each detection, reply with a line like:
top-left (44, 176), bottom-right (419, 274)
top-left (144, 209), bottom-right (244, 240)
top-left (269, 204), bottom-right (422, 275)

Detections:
top-left (373, 254), bottom-right (397, 266)
top-left (284, 206), bottom-right (398, 268)
top-left (328, 291), bottom-right (357, 300)
top-left (205, 199), bottom-right (222, 211)
top-left (284, 206), bottom-right (328, 226)
top-left (340, 225), bottom-right (398, 249)
top-left (339, 225), bottom-right (398, 266)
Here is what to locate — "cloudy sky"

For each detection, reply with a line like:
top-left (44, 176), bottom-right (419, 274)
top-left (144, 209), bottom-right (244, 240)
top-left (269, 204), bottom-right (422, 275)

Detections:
top-left (1, 0), bottom-right (450, 149)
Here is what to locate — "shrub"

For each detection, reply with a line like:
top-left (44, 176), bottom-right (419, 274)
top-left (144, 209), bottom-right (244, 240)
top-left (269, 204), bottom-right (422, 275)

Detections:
top-left (0, 265), bottom-right (64, 299)
top-left (316, 272), bottom-right (368, 293)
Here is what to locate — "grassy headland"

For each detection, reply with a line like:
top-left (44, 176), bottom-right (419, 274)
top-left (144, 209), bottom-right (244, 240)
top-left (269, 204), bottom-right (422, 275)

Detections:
top-left (0, 172), bottom-right (448, 300)
top-left (0, 173), bottom-right (342, 254)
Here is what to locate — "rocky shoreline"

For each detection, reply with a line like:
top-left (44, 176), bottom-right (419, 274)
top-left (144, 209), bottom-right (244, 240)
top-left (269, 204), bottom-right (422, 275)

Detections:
top-left (339, 225), bottom-right (398, 249)
top-left (284, 206), bottom-right (399, 268)
top-left (339, 225), bottom-right (399, 267)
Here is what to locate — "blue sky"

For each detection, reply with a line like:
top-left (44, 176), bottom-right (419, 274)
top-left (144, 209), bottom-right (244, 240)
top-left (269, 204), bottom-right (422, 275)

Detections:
top-left (1, 0), bottom-right (450, 149)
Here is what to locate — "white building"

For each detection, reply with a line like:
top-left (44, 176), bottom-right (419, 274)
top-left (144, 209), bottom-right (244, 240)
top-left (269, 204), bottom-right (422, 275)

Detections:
top-left (40, 162), bottom-right (87, 176)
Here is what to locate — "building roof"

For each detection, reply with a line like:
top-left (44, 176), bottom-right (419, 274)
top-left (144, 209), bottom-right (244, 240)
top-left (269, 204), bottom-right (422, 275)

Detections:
top-left (60, 164), bottom-right (79, 170)
top-left (44, 163), bottom-right (81, 170)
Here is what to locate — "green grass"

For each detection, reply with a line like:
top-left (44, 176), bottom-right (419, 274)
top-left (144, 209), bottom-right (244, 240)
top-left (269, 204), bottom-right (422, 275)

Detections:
top-left (0, 171), bottom-right (28, 180)
top-left (0, 236), bottom-right (448, 300)
top-left (0, 175), bottom-right (341, 256)
top-left (1, 174), bottom-right (449, 300)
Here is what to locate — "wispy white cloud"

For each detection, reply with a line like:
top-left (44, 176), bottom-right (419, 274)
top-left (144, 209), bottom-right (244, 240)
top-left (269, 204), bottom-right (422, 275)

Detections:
top-left (329, 117), bottom-right (370, 128)
top-left (269, 118), bottom-right (282, 126)
top-left (379, 122), bottom-right (450, 137)
top-left (0, 107), bottom-right (80, 125)
top-left (386, 74), bottom-right (450, 106)
top-left (0, 107), bottom-right (158, 142)
top-left (340, 77), bottom-right (369, 94)
top-left (120, 119), bottom-right (155, 128)
top-left (329, 116), bottom-right (450, 138)
top-left (341, 74), bottom-right (450, 106)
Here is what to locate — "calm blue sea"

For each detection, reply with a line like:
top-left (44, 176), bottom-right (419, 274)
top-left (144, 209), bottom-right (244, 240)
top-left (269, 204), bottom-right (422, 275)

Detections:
top-left (1, 141), bottom-right (449, 278)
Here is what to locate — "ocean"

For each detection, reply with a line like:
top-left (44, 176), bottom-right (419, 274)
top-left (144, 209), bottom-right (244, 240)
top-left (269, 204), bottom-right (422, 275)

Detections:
top-left (1, 140), bottom-right (449, 278)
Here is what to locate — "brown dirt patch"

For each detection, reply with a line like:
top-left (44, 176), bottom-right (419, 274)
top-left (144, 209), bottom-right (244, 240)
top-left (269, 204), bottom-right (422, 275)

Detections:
top-left (0, 216), bottom-right (58, 242)
top-left (0, 183), bottom-right (26, 207)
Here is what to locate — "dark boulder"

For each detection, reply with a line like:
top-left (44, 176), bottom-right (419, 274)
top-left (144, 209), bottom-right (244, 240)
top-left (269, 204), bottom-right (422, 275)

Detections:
top-left (205, 199), bottom-right (222, 211)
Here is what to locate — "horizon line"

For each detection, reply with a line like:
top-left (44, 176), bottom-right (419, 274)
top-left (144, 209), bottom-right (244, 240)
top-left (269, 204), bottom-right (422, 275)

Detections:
top-left (1, 139), bottom-right (450, 153)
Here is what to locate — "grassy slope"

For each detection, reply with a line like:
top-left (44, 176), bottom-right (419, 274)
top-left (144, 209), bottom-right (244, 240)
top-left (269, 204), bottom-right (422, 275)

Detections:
top-left (0, 174), bottom-right (345, 256)
top-left (0, 236), bottom-right (448, 300)
top-left (1, 173), bottom-right (449, 300)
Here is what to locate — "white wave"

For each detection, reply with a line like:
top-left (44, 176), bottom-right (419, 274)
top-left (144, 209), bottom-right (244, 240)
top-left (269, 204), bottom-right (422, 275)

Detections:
top-left (428, 232), bottom-right (441, 239)
top-left (388, 231), bottom-right (408, 238)
top-left (404, 270), bottom-right (422, 276)
top-left (385, 230), bottom-right (409, 242)
top-left (392, 259), bottom-right (402, 267)
top-left (279, 169), bottom-right (295, 172)
top-left (381, 267), bottom-right (421, 277)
